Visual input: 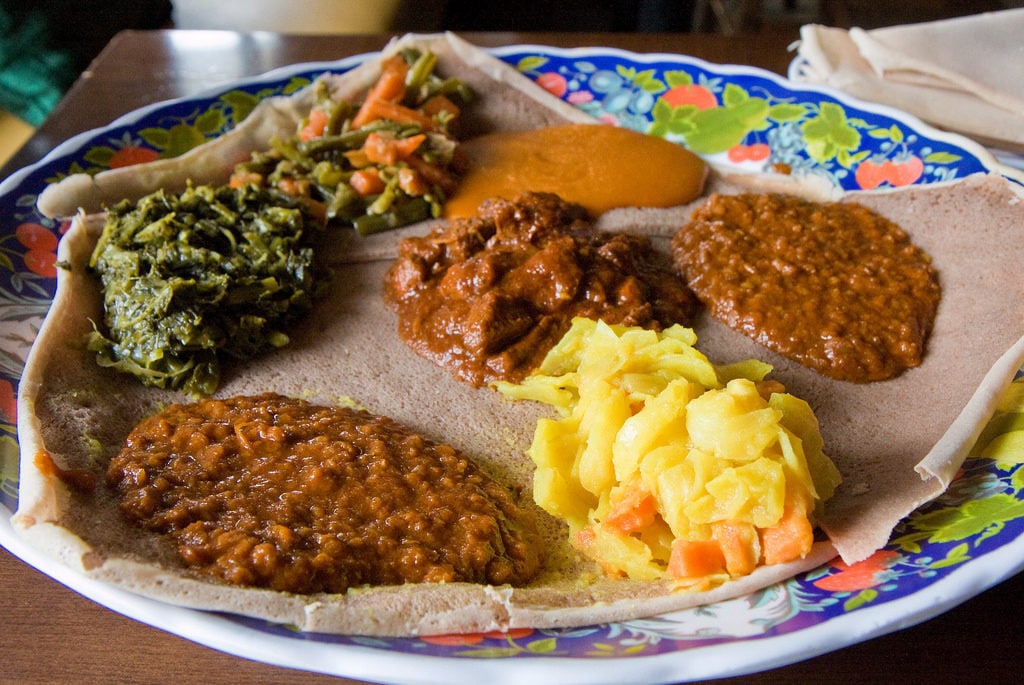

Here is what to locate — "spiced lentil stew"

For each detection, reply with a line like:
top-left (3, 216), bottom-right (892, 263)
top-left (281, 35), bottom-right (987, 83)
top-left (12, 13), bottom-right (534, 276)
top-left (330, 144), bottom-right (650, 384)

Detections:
top-left (671, 192), bottom-right (941, 383)
top-left (106, 393), bottom-right (543, 594)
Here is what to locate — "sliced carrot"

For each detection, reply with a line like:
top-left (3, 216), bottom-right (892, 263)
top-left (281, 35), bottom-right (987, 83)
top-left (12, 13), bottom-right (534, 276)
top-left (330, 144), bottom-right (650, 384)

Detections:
top-left (276, 177), bottom-right (310, 197)
top-left (299, 107), bottom-right (330, 141)
top-left (350, 55), bottom-right (411, 129)
top-left (367, 54), bottom-right (410, 103)
top-left (604, 486), bottom-right (657, 534)
top-left (350, 168), bottom-right (385, 197)
top-left (363, 131), bottom-right (426, 165)
top-left (761, 500), bottom-right (814, 565)
top-left (712, 520), bottom-right (759, 576)
top-left (353, 99), bottom-right (437, 131)
top-left (421, 94), bottom-right (461, 120)
top-left (667, 538), bottom-right (727, 580)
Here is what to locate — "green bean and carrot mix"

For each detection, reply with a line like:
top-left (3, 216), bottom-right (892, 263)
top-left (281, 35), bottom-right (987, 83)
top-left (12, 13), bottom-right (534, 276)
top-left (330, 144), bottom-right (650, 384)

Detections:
top-left (230, 48), bottom-right (472, 235)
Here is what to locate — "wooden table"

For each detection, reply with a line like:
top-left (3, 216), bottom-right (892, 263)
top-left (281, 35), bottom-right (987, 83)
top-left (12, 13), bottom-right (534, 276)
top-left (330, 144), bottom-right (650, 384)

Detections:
top-left (1, 29), bottom-right (1021, 685)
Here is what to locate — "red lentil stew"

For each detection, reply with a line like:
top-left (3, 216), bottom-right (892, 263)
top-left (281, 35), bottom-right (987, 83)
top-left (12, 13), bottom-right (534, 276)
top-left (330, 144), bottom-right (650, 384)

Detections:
top-left (106, 393), bottom-right (543, 594)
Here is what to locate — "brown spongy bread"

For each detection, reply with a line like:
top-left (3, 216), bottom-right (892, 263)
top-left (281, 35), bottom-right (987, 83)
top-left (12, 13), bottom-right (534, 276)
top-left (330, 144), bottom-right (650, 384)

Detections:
top-left (34, 32), bottom-right (597, 220)
top-left (13, 31), bottom-right (1024, 635)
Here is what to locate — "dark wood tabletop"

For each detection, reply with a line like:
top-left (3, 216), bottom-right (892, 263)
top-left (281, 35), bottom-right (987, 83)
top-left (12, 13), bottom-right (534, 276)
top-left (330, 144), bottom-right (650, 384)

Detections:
top-left (1, 29), bottom-right (1021, 685)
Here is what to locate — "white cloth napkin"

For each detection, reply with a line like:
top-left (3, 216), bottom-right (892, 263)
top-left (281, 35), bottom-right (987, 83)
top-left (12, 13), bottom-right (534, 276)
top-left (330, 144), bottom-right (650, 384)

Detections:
top-left (794, 9), bottom-right (1024, 152)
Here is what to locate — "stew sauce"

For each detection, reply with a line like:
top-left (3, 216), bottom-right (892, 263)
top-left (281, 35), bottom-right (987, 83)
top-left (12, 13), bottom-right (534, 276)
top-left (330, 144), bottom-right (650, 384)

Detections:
top-left (107, 393), bottom-right (543, 594)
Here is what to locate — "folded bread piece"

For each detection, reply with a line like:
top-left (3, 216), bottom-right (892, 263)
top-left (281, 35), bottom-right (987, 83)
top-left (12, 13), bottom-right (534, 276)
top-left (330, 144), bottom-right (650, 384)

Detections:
top-left (795, 9), bottom-right (1024, 152)
top-left (35, 32), bottom-right (594, 219)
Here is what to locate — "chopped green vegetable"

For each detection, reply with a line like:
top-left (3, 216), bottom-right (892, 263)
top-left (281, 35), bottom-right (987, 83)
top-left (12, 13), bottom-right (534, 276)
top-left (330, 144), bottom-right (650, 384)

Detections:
top-left (229, 48), bottom-right (472, 233)
top-left (88, 183), bottom-right (324, 396)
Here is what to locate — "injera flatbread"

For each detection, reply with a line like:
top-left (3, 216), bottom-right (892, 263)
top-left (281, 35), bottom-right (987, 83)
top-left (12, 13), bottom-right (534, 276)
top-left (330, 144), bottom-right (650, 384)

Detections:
top-left (35, 32), bottom-right (596, 219)
top-left (12, 32), bottom-right (1024, 635)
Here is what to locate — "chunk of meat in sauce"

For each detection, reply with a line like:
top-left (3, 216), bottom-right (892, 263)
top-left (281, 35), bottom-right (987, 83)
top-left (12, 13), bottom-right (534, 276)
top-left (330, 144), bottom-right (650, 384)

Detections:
top-left (106, 393), bottom-right (543, 594)
top-left (384, 192), bottom-right (701, 387)
top-left (671, 193), bottom-right (941, 383)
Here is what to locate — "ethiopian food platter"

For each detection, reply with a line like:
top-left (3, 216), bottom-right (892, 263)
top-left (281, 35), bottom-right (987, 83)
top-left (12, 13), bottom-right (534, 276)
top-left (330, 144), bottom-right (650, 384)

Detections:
top-left (2, 33), bottom-right (1024, 684)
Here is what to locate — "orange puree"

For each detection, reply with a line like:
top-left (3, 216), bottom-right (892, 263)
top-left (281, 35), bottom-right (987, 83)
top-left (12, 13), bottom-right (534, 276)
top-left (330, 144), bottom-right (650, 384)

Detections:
top-left (444, 123), bottom-right (707, 218)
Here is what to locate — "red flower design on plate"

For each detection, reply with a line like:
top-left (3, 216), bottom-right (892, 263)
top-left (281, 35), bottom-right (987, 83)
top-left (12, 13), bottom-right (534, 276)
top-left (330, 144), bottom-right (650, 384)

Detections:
top-left (0, 379), bottom-right (16, 424)
top-left (108, 146), bottom-right (161, 169)
top-left (536, 72), bottom-right (568, 98)
top-left (14, 222), bottom-right (59, 278)
top-left (854, 156), bottom-right (924, 189)
top-left (813, 549), bottom-right (899, 592)
top-left (420, 627), bottom-right (534, 646)
top-left (727, 143), bottom-right (771, 163)
top-left (661, 83), bottom-right (717, 110)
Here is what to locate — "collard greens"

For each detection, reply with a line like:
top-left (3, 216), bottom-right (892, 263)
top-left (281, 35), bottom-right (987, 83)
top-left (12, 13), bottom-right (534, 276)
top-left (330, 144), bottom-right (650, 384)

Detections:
top-left (88, 183), bottom-right (322, 396)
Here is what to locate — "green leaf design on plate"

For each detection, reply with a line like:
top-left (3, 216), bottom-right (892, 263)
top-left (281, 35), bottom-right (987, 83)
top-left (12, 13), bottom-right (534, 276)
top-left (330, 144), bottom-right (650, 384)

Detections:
top-left (83, 145), bottom-right (116, 167)
top-left (456, 646), bottom-right (524, 658)
top-left (980, 431), bottom-right (1024, 469)
top-left (139, 126), bottom-right (171, 149)
top-left (648, 99), bottom-right (698, 138)
top-left (281, 76), bottom-right (310, 95)
top-left (911, 493), bottom-right (1024, 543)
top-left (1, 434), bottom-right (19, 496)
top-left (844, 587), bottom-right (878, 611)
top-left (525, 637), bottom-right (559, 654)
top-left (221, 90), bottom-right (261, 123)
top-left (1012, 464), bottom-right (1024, 491)
top-left (160, 122), bottom-right (208, 158)
top-left (683, 93), bottom-right (770, 154)
top-left (929, 541), bottom-right (972, 569)
top-left (868, 124), bottom-right (904, 142)
top-left (924, 151), bottom-right (963, 164)
top-left (768, 102), bottom-right (809, 122)
top-left (801, 102), bottom-right (862, 164)
top-left (516, 55), bottom-right (548, 73)
top-left (194, 107), bottom-right (227, 136)
top-left (621, 67), bottom-right (666, 94)
top-left (663, 69), bottom-right (694, 88)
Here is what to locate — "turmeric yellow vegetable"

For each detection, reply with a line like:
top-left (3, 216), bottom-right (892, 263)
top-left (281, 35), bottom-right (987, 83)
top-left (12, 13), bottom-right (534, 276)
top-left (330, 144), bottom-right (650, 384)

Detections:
top-left (496, 318), bottom-right (841, 587)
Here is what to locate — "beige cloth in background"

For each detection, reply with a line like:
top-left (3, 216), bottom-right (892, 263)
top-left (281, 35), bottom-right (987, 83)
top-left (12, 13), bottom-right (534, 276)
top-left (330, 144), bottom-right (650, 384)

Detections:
top-left (795, 9), bottom-right (1024, 151)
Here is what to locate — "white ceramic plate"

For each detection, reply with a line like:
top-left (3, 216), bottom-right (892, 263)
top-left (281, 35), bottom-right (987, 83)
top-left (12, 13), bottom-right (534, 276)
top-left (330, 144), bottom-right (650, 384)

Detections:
top-left (1, 44), bottom-right (1022, 685)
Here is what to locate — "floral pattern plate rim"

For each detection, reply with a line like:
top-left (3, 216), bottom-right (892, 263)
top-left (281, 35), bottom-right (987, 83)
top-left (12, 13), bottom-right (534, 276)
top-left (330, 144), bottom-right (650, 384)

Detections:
top-left (1, 45), bottom-right (1023, 685)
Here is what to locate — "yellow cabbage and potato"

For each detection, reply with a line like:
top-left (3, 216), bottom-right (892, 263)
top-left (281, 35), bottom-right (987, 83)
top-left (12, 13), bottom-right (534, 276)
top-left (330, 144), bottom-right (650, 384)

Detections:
top-left (497, 318), bottom-right (841, 588)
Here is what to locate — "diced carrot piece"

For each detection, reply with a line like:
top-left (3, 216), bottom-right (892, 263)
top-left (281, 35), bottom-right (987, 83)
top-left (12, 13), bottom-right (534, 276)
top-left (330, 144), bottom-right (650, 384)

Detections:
top-left (228, 170), bottom-right (263, 189)
top-left (761, 501), bottom-right (814, 565)
top-left (299, 107), bottom-right (330, 141)
top-left (350, 168), bottom-right (385, 197)
top-left (344, 148), bottom-right (371, 168)
top-left (604, 487), bottom-right (657, 534)
top-left (712, 520), bottom-right (759, 576)
top-left (276, 177), bottom-right (310, 197)
top-left (363, 131), bottom-right (426, 165)
top-left (667, 539), bottom-right (727, 579)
